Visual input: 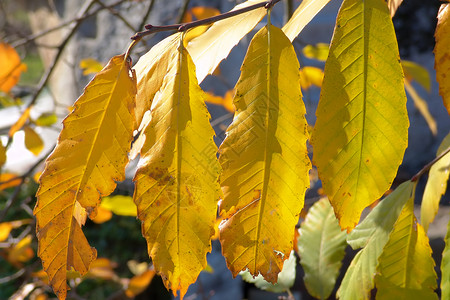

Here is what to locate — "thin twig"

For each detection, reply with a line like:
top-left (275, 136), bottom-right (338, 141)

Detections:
top-left (411, 145), bottom-right (450, 182)
top-left (94, 0), bottom-right (137, 32)
top-left (131, 0), bottom-right (282, 40)
top-left (138, 0), bottom-right (155, 32)
top-left (0, 268), bottom-right (26, 284)
top-left (11, 0), bottom-right (128, 48)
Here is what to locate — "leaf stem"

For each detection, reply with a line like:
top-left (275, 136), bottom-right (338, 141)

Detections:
top-left (411, 145), bottom-right (450, 182)
top-left (131, 0), bottom-right (282, 40)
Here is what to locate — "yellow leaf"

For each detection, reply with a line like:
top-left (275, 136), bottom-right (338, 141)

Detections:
top-left (79, 58), bottom-right (104, 76)
top-left (7, 235), bottom-right (35, 266)
top-left (86, 257), bottom-right (118, 280)
top-left (404, 79), bottom-right (437, 136)
top-left (219, 25), bottom-right (311, 282)
top-left (387, 0), bottom-right (404, 17)
top-left (205, 90), bottom-right (235, 112)
top-left (435, 3), bottom-right (450, 115)
top-left (90, 206), bottom-right (113, 224)
top-left (302, 43), bottom-right (330, 61)
top-left (0, 222), bottom-right (13, 241)
top-left (282, 0), bottom-right (332, 42)
top-left (187, 0), bottom-right (267, 83)
top-left (0, 173), bottom-right (21, 190)
top-left (401, 60), bottom-right (431, 92)
top-left (9, 106), bottom-right (31, 137)
top-left (34, 53), bottom-right (136, 300)
top-left (299, 66), bottom-right (324, 90)
top-left (33, 171), bottom-right (42, 183)
top-left (125, 269), bottom-right (156, 298)
top-left (310, 0), bottom-right (409, 231)
top-left (100, 195), bottom-right (136, 216)
top-left (0, 43), bottom-right (27, 93)
top-left (133, 33), bottom-right (181, 129)
top-left (421, 132), bottom-right (450, 232)
top-left (34, 112), bottom-right (58, 127)
top-left (442, 216), bottom-right (450, 300)
top-left (133, 35), bottom-right (221, 299)
top-left (24, 125), bottom-right (44, 155)
top-left (0, 141), bottom-right (6, 167)
top-left (375, 198), bottom-right (438, 299)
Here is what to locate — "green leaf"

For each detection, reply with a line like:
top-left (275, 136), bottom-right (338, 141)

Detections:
top-left (310, 0), bottom-right (409, 231)
top-left (298, 198), bottom-right (347, 300)
top-left (442, 216), bottom-right (450, 300)
top-left (375, 197), bottom-right (438, 300)
top-left (421, 132), bottom-right (450, 232)
top-left (34, 113), bottom-right (58, 127)
top-left (240, 250), bottom-right (296, 293)
top-left (337, 181), bottom-right (415, 300)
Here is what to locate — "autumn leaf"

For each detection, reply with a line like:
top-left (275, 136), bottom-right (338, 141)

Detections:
top-left (299, 66), bottom-right (324, 90)
top-left (90, 206), bottom-right (113, 224)
top-left (219, 24), bottom-right (311, 282)
top-left (337, 181), bottom-right (415, 300)
top-left (34, 112), bottom-right (58, 127)
top-left (0, 173), bottom-right (22, 190)
top-left (133, 35), bottom-right (221, 299)
top-left (311, 0), bottom-right (409, 231)
top-left (298, 198), bottom-right (347, 300)
top-left (387, 0), bottom-right (404, 17)
top-left (9, 106), bottom-right (31, 137)
top-left (0, 222), bottom-right (13, 241)
top-left (187, 0), bottom-right (267, 83)
top-left (442, 217), bottom-right (450, 300)
top-left (100, 195), bottom-right (137, 217)
top-left (7, 235), bottom-right (35, 267)
top-left (79, 58), bottom-right (103, 76)
top-left (24, 125), bottom-right (44, 155)
top-left (282, 0), bottom-right (332, 42)
top-left (0, 141), bottom-right (6, 168)
top-left (0, 42), bottom-right (27, 93)
top-left (205, 90), bottom-right (235, 112)
top-left (421, 132), bottom-right (450, 232)
top-left (402, 60), bottom-right (431, 92)
top-left (302, 43), bottom-right (330, 61)
top-left (182, 6), bottom-right (221, 23)
top-left (125, 269), bottom-right (156, 297)
top-left (435, 3), bottom-right (450, 115)
top-left (34, 53), bottom-right (136, 299)
top-left (375, 197), bottom-right (438, 300)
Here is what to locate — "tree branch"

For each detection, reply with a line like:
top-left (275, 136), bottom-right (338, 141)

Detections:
top-left (411, 145), bottom-right (450, 182)
top-left (131, 0), bottom-right (282, 40)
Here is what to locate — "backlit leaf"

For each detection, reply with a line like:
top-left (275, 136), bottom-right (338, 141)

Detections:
top-left (299, 66), bottom-right (324, 90)
top-left (90, 206), bottom-right (113, 224)
top-left (435, 3), bottom-right (450, 115)
top-left (219, 25), bottom-right (311, 282)
top-left (133, 35), bottom-right (221, 299)
top-left (0, 43), bottom-right (27, 93)
top-left (387, 0), bottom-right (403, 17)
top-left (205, 90), bottom-right (235, 112)
top-left (404, 80), bottom-right (437, 136)
top-left (24, 125), bottom-right (44, 156)
top-left (298, 198), bottom-right (347, 299)
top-left (100, 195), bottom-right (136, 217)
top-left (34, 113), bottom-right (58, 127)
top-left (311, 0), bottom-right (409, 231)
top-left (302, 43), bottom-right (330, 61)
top-left (337, 181), bottom-right (415, 300)
top-left (421, 132), bottom-right (450, 232)
top-left (282, 0), bottom-right (332, 42)
top-left (9, 106), bottom-right (31, 137)
top-left (442, 216), bottom-right (450, 300)
top-left (187, 0), bottom-right (266, 83)
top-left (240, 250), bottom-right (296, 293)
top-left (401, 60), bottom-right (431, 92)
top-left (0, 173), bottom-right (21, 190)
top-left (133, 33), bottom-right (181, 128)
top-left (0, 141), bottom-right (6, 167)
top-left (375, 197), bottom-right (438, 300)
top-left (34, 53), bottom-right (136, 299)
top-left (79, 58), bottom-right (103, 76)
top-left (0, 222), bottom-right (13, 241)
top-left (125, 269), bottom-right (156, 298)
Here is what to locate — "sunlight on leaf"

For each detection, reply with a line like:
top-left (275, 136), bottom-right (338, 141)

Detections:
top-left (9, 106), bottom-right (31, 137)
top-left (0, 173), bottom-right (21, 190)
top-left (0, 43), bottom-right (27, 93)
top-left (133, 35), bottom-right (221, 299)
top-left (442, 216), bottom-right (450, 300)
top-left (404, 80), bottom-right (437, 136)
top-left (35, 53), bottom-right (136, 299)
top-left (282, 0), bottom-right (332, 42)
top-left (375, 197), bottom-right (438, 300)
top-left (205, 90), bottom-right (235, 112)
top-left (298, 198), bottom-right (347, 299)
top-left (24, 125), bottom-right (44, 156)
top-left (0, 141), bottom-right (6, 167)
top-left (302, 43), bottom-right (330, 61)
top-left (0, 222), bottom-right (13, 242)
top-left (79, 58), bottom-right (104, 76)
top-left (435, 3), bottom-right (450, 115)
top-left (387, 0), bottom-right (404, 17)
top-left (311, 0), bottom-right (409, 231)
top-left (90, 206), bottom-right (113, 224)
top-left (299, 66), bottom-right (324, 90)
top-left (187, 0), bottom-right (267, 83)
top-left (100, 195), bottom-right (136, 217)
top-left (219, 25), bottom-right (311, 282)
top-left (402, 60), bottom-right (431, 92)
top-left (421, 132), bottom-right (450, 232)
top-left (338, 181), bottom-right (415, 300)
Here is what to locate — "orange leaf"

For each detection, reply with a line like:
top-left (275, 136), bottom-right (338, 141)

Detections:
top-left (34, 53), bottom-right (136, 299)
top-left (0, 173), bottom-right (22, 190)
top-left (0, 222), bottom-right (13, 242)
top-left (190, 6), bottom-right (221, 20)
top-left (125, 270), bottom-right (156, 298)
top-left (435, 3), bottom-right (450, 115)
top-left (0, 43), bottom-right (27, 93)
top-left (91, 206), bottom-right (113, 224)
top-left (9, 106), bottom-right (31, 137)
top-left (205, 90), bottom-right (235, 112)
